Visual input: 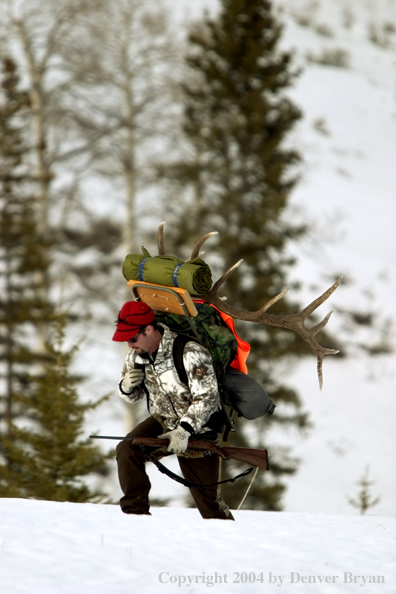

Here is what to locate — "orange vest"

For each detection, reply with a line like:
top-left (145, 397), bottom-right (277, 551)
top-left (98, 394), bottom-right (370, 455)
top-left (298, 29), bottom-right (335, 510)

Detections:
top-left (193, 300), bottom-right (251, 374)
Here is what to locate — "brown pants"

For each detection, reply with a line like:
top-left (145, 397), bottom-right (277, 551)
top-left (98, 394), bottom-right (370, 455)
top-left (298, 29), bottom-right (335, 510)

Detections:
top-left (116, 416), bottom-right (234, 520)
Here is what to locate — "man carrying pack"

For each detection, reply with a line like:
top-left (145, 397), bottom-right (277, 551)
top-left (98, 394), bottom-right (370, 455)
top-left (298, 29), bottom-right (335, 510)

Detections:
top-left (113, 300), bottom-right (235, 519)
top-left (113, 300), bottom-right (275, 519)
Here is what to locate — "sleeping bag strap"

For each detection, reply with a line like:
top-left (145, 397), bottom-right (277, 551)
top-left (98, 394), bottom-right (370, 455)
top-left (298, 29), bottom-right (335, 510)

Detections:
top-left (138, 257), bottom-right (149, 281)
top-left (172, 263), bottom-right (184, 288)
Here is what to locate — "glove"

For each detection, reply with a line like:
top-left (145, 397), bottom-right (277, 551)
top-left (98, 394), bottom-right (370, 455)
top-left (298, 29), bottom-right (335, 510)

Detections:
top-left (158, 426), bottom-right (191, 454)
top-left (121, 369), bottom-right (144, 393)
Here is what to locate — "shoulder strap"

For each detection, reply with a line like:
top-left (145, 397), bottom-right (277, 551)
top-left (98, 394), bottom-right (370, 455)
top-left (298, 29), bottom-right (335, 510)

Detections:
top-left (133, 361), bottom-right (150, 411)
top-left (172, 333), bottom-right (197, 386)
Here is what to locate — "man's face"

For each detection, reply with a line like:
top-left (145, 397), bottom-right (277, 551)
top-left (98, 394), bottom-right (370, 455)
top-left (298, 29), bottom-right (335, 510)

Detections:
top-left (127, 326), bottom-right (159, 356)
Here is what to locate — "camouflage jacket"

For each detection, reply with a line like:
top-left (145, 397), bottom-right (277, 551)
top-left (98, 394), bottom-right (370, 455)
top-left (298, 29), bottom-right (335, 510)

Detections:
top-left (118, 324), bottom-right (221, 434)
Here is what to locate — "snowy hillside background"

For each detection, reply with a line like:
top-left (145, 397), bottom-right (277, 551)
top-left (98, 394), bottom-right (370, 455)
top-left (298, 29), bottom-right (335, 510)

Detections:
top-left (256, 0), bottom-right (396, 516)
top-left (80, 0), bottom-right (396, 516)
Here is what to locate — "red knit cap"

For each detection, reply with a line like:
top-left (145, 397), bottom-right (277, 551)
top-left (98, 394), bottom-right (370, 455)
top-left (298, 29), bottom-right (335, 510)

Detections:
top-left (112, 301), bottom-right (155, 342)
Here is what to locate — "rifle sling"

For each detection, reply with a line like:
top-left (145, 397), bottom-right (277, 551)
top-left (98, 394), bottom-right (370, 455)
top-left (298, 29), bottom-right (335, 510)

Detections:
top-left (142, 446), bottom-right (254, 490)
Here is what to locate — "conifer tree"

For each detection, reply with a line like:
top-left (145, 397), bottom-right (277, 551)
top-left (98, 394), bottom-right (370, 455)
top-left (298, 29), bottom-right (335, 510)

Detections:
top-left (0, 317), bottom-right (111, 501)
top-left (0, 57), bottom-right (110, 501)
top-left (0, 56), bottom-right (47, 440)
top-left (163, 0), bottom-right (319, 510)
top-left (347, 465), bottom-right (381, 516)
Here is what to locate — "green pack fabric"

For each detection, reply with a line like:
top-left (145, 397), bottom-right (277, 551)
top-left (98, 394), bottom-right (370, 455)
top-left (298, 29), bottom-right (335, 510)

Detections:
top-left (156, 305), bottom-right (275, 424)
top-left (154, 303), bottom-right (237, 379)
top-left (122, 248), bottom-right (212, 295)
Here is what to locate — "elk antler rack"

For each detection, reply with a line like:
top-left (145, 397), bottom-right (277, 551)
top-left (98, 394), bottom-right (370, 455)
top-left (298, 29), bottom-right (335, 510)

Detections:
top-left (156, 224), bottom-right (342, 389)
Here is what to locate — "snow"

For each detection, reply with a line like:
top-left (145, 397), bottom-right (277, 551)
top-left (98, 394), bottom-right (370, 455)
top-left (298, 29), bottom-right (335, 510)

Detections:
top-left (1, 498), bottom-right (395, 594)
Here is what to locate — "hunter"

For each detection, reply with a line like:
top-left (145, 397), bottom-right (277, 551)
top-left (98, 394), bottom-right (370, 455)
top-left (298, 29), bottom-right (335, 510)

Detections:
top-left (113, 300), bottom-right (235, 519)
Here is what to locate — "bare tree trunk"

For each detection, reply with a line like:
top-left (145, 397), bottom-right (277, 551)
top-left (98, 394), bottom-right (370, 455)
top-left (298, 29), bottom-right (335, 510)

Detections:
top-left (122, 74), bottom-right (137, 255)
top-left (16, 20), bottom-right (51, 234)
top-left (4, 256), bottom-right (13, 440)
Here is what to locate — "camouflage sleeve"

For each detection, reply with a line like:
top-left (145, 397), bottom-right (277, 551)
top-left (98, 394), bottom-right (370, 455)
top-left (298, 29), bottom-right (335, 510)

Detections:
top-left (179, 342), bottom-right (221, 434)
top-left (117, 353), bottom-right (146, 405)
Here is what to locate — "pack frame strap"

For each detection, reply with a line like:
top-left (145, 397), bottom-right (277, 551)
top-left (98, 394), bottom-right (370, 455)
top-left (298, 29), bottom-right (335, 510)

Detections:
top-left (143, 447), bottom-right (254, 490)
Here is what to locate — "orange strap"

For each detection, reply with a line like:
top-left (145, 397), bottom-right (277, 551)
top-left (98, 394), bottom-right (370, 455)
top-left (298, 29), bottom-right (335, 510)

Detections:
top-left (193, 301), bottom-right (250, 374)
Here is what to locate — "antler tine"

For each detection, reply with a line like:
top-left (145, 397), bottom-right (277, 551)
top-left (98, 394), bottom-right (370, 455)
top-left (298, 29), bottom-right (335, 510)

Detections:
top-left (254, 289), bottom-right (289, 318)
top-left (210, 259), bottom-right (243, 294)
top-left (188, 231), bottom-right (218, 260)
top-left (317, 355), bottom-right (325, 391)
top-left (299, 276), bottom-right (343, 319)
top-left (309, 310), bottom-right (335, 337)
top-left (157, 222), bottom-right (166, 255)
top-left (315, 337), bottom-right (340, 390)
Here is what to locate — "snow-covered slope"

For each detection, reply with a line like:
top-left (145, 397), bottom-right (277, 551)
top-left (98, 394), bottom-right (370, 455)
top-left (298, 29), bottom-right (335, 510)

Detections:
top-left (1, 498), bottom-right (395, 594)
top-left (79, 0), bottom-right (396, 516)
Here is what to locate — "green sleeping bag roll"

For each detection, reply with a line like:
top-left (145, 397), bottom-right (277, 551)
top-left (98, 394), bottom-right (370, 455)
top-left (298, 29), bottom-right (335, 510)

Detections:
top-left (122, 249), bottom-right (212, 295)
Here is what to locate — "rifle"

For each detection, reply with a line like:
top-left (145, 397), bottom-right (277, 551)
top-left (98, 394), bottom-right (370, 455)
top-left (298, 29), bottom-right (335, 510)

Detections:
top-left (89, 435), bottom-right (269, 470)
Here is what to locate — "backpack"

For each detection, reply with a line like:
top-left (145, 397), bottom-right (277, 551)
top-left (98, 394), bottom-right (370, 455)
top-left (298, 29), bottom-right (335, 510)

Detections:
top-left (154, 302), bottom-right (243, 380)
top-left (154, 303), bottom-right (275, 431)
